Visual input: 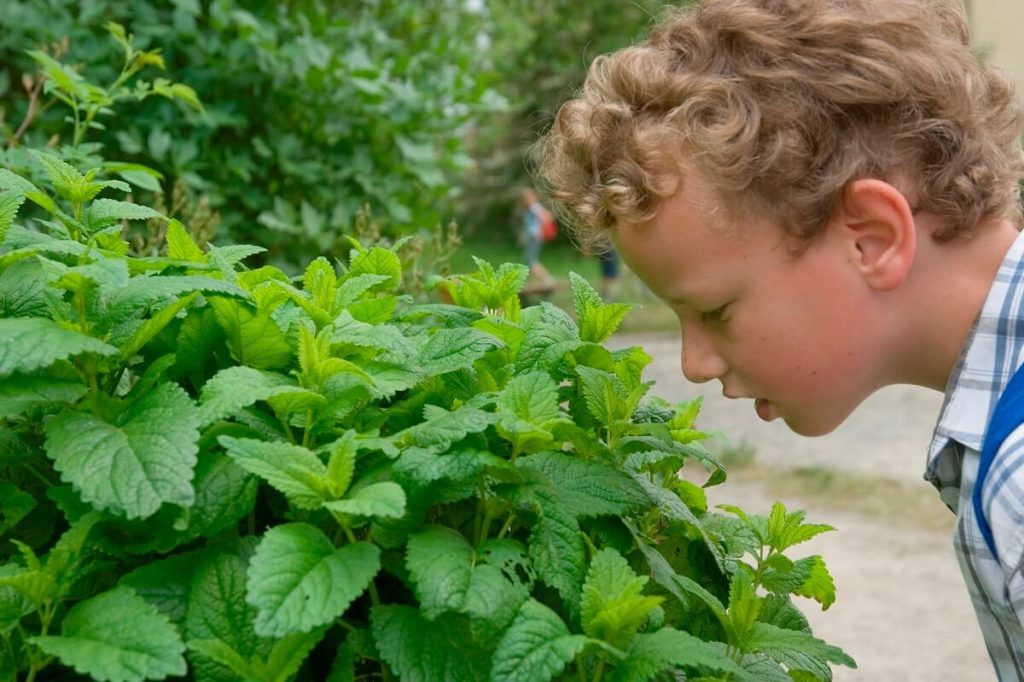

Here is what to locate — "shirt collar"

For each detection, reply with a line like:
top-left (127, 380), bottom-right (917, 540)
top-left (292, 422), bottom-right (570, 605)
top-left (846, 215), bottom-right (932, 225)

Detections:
top-left (926, 229), bottom-right (1024, 470)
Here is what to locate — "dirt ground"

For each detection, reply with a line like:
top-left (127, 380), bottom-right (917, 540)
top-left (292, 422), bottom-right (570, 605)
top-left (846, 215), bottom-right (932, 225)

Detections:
top-left (611, 331), bottom-right (994, 681)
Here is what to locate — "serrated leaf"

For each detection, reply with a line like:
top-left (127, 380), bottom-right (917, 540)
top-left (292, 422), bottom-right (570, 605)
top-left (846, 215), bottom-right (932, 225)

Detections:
top-left (496, 372), bottom-right (563, 453)
top-left (110, 276), bottom-right (247, 324)
top-left (119, 291), bottom-right (199, 362)
top-left (580, 548), bottom-right (662, 650)
top-left (210, 298), bottom-right (292, 370)
top-left (0, 169), bottom-right (40, 195)
top-left (491, 599), bottom-right (588, 682)
top-left (393, 404), bottom-right (496, 450)
top-left (0, 564), bottom-right (34, 633)
top-left (0, 484), bottom-right (35, 536)
top-left (0, 258), bottom-right (61, 318)
top-left (165, 220), bottom-right (205, 262)
top-left (263, 627), bottom-right (328, 681)
top-left (323, 482), bottom-right (406, 519)
top-left (418, 328), bottom-right (500, 377)
top-left (745, 622), bottom-right (855, 676)
top-left (766, 503), bottom-right (835, 553)
top-left (0, 318), bottom-right (117, 377)
top-left (246, 523), bottom-right (380, 637)
top-left (30, 586), bottom-right (186, 682)
top-left (0, 191), bottom-right (26, 243)
top-left (326, 432), bottom-right (357, 498)
top-left (349, 246), bottom-right (401, 291)
top-left (518, 452), bottom-right (650, 519)
top-left (526, 488), bottom-right (585, 611)
top-left (198, 367), bottom-right (301, 428)
top-left (728, 570), bottom-right (761, 643)
top-left (406, 526), bottom-right (475, 618)
top-left (28, 150), bottom-right (85, 200)
top-left (576, 365), bottom-right (631, 425)
top-left (120, 553), bottom-right (201, 628)
top-left (608, 628), bottom-right (744, 682)
top-left (0, 374), bottom-right (86, 418)
top-left (85, 199), bottom-right (164, 231)
top-left (303, 256), bottom-right (337, 312)
top-left (44, 383), bottom-right (199, 519)
top-left (185, 549), bottom-right (269, 681)
top-left (793, 556), bottom-right (836, 610)
top-left (220, 436), bottom-right (330, 509)
top-left (371, 605), bottom-right (493, 681)
top-left (570, 272), bottom-right (633, 343)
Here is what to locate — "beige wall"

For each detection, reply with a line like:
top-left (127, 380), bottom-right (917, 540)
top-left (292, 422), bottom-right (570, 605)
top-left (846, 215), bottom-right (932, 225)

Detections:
top-left (967, 0), bottom-right (1024, 88)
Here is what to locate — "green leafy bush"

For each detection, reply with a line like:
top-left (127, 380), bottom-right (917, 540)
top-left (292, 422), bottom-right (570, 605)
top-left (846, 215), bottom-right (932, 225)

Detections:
top-left (0, 0), bottom-right (503, 267)
top-left (0, 156), bottom-right (854, 680)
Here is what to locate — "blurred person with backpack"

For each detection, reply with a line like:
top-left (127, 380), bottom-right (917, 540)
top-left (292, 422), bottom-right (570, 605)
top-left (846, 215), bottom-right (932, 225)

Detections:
top-left (518, 187), bottom-right (555, 284)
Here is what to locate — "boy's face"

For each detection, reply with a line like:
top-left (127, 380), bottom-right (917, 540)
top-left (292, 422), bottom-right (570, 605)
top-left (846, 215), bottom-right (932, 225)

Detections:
top-left (614, 173), bottom-right (889, 436)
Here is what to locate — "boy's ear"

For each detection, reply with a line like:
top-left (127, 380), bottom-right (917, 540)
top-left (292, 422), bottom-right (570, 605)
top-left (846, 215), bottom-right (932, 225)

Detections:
top-left (835, 179), bottom-right (917, 292)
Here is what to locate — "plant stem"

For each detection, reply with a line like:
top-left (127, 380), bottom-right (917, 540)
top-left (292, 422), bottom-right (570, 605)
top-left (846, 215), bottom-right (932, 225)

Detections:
top-left (591, 655), bottom-right (606, 682)
top-left (497, 513), bottom-right (517, 539)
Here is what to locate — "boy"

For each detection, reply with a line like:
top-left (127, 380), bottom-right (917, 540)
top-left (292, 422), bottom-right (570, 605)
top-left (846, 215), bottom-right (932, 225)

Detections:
top-left (537, 0), bottom-right (1024, 677)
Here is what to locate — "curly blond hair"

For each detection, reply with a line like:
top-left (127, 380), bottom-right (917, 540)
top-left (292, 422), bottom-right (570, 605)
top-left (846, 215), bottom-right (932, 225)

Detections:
top-left (537, 0), bottom-right (1024, 246)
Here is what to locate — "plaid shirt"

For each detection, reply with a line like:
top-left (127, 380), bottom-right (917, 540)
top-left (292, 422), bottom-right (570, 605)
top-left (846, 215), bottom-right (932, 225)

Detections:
top-left (926, 229), bottom-right (1024, 680)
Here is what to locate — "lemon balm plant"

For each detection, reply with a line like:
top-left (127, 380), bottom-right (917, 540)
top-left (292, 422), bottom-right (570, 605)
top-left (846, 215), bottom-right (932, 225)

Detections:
top-left (0, 154), bottom-right (854, 681)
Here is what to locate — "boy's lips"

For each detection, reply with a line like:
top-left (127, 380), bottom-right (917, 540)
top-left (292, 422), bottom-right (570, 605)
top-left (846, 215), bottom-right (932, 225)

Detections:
top-left (754, 398), bottom-right (776, 422)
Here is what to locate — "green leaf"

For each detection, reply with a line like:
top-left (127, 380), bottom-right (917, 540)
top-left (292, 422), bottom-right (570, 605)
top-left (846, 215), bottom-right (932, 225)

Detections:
top-left (496, 372), bottom-right (564, 452)
top-left (580, 548), bottom-right (662, 650)
top-left (118, 291), bottom-right (200, 362)
top-left (0, 191), bottom-right (26, 243)
top-left (185, 549), bottom-right (268, 680)
top-left (44, 383), bottom-right (200, 519)
top-left (0, 258), bottom-right (61, 318)
top-left (85, 199), bottom-right (164, 231)
top-left (526, 489), bottom-right (585, 612)
top-left (418, 328), bottom-right (501, 377)
top-left (120, 553), bottom-right (200, 628)
top-left (793, 556), bottom-right (836, 610)
top-left (219, 436), bottom-right (330, 510)
top-left (728, 570), bottom-right (761, 644)
top-left (392, 404), bottom-right (497, 450)
top-left (210, 298), bottom-right (292, 370)
top-left (0, 484), bottom-right (35, 536)
top-left (326, 432), bottom-right (357, 498)
top-left (745, 622), bottom-right (856, 676)
top-left (517, 452), bottom-right (650, 519)
top-left (323, 482), bottom-right (406, 519)
top-left (608, 628), bottom-right (744, 682)
top-left (491, 599), bottom-right (588, 682)
top-left (110, 276), bottom-right (247, 323)
top-left (198, 367), bottom-right (301, 428)
top-left (30, 586), bottom-right (186, 682)
top-left (406, 526), bottom-right (474, 618)
top-left (28, 150), bottom-right (85, 200)
top-left (246, 523), bottom-right (381, 637)
top-left (0, 169), bottom-right (40, 195)
top-left (371, 605), bottom-right (493, 682)
top-left (0, 318), bottom-right (117, 377)
top-left (570, 272), bottom-right (634, 343)
top-left (303, 256), bottom-right (337, 312)
top-left (348, 246), bottom-right (401, 291)
top-left (165, 220), bottom-right (205, 262)
top-left (0, 374), bottom-right (86, 418)
top-left (576, 365), bottom-right (631, 425)
top-left (765, 503), bottom-right (835, 553)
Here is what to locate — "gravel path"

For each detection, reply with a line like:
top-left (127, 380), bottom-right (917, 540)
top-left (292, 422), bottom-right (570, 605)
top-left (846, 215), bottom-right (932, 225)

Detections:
top-left (611, 331), bottom-right (994, 681)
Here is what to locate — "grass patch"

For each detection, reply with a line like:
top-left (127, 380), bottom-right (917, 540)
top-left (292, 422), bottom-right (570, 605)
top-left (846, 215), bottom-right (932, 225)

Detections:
top-left (729, 462), bottom-right (950, 531)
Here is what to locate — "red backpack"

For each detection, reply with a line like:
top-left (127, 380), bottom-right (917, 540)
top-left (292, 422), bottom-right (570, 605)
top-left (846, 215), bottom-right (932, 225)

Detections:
top-left (540, 209), bottom-right (557, 242)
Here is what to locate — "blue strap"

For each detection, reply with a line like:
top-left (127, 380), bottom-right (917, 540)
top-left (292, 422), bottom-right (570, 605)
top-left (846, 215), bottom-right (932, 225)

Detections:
top-left (974, 363), bottom-right (1024, 561)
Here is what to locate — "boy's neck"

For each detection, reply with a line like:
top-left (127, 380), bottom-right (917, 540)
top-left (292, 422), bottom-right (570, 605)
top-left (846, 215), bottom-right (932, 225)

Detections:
top-left (893, 217), bottom-right (1020, 392)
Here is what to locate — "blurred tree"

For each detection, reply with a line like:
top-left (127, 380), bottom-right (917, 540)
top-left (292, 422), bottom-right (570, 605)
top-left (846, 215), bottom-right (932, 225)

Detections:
top-left (0, 0), bottom-right (505, 269)
top-left (459, 0), bottom-right (675, 240)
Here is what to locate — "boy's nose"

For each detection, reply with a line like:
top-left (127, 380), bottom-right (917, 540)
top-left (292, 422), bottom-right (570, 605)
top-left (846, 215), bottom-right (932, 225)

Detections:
top-left (681, 331), bottom-right (727, 384)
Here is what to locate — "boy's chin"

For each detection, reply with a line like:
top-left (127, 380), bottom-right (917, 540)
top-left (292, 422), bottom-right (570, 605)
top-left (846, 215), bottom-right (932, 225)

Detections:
top-left (780, 410), bottom-right (848, 437)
